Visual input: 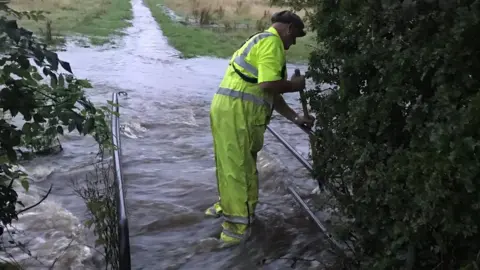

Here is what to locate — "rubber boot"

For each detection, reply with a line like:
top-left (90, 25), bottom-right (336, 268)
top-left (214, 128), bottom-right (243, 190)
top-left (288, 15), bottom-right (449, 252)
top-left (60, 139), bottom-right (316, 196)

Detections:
top-left (219, 221), bottom-right (251, 246)
top-left (204, 201), bottom-right (223, 218)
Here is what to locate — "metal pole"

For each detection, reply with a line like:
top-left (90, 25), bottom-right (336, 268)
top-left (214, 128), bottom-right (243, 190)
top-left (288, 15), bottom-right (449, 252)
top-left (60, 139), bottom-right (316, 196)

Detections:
top-left (111, 92), bottom-right (131, 270)
top-left (266, 124), bottom-right (346, 255)
top-left (294, 68), bottom-right (317, 166)
top-left (266, 125), bottom-right (324, 191)
top-left (297, 123), bottom-right (315, 137)
top-left (287, 186), bottom-right (346, 255)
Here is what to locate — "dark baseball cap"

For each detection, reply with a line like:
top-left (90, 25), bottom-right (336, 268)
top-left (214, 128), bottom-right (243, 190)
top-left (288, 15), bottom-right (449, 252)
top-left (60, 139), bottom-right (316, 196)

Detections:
top-left (271, 10), bottom-right (306, 37)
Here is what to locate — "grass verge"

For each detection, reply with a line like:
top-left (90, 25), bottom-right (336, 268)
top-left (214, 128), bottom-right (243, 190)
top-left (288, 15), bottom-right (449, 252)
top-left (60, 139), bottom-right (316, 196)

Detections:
top-left (144, 0), bottom-right (314, 63)
top-left (7, 0), bottom-right (133, 46)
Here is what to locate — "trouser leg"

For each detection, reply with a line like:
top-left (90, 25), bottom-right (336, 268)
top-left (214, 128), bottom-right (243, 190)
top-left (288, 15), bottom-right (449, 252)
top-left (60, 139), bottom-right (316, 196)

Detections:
top-left (207, 95), bottom-right (265, 244)
top-left (218, 140), bottom-right (261, 245)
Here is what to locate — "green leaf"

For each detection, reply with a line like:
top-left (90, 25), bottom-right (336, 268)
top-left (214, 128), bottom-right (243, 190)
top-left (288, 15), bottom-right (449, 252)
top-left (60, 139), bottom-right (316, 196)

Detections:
top-left (22, 122), bottom-right (32, 136)
top-left (59, 60), bottom-right (72, 73)
top-left (31, 121), bottom-right (42, 132)
top-left (56, 125), bottom-right (64, 135)
top-left (83, 118), bottom-right (94, 135)
top-left (107, 100), bottom-right (120, 107)
top-left (50, 73), bottom-right (57, 88)
top-left (20, 177), bottom-right (29, 192)
top-left (6, 148), bottom-right (17, 163)
top-left (77, 79), bottom-right (93, 88)
top-left (17, 55), bottom-right (30, 69)
top-left (32, 71), bottom-right (43, 80)
top-left (65, 74), bottom-right (73, 83)
top-left (0, 57), bottom-right (7, 66)
top-left (33, 114), bottom-right (46, 123)
top-left (94, 238), bottom-right (105, 247)
top-left (45, 50), bottom-right (59, 70)
top-left (10, 131), bottom-right (21, 146)
top-left (23, 111), bottom-right (32, 121)
top-left (68, 121), bottom-right (76, 132)
top-left (42, 67), bottom-right (50, 76)
top-left (84, 219), bottom-right (93, 229)
top-left (58, 74), bottom-right (65, 88)
top-left (10, 107), bottom-right (18, 117)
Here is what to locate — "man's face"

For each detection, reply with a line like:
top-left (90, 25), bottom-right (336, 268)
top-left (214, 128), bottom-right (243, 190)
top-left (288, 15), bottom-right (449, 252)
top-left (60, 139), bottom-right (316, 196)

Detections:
top-left (283, 24), bottom-right (299, 50)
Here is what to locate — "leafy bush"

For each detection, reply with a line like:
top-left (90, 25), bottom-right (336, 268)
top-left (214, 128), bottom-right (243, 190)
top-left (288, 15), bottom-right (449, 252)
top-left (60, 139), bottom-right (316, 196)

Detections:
top-left (73, 160), bottom-right (120, 270)
top-left (277, 0), bottom-right (480, 269)
top-left (0, 3), bottom-right (113, 266)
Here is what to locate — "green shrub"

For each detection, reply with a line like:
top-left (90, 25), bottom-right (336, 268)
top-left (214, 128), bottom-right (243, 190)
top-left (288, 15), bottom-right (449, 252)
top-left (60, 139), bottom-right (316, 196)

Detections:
top-left (278, 0), bottom-right (480, 269)
top-left (0, 4), bottom-right (113, 267)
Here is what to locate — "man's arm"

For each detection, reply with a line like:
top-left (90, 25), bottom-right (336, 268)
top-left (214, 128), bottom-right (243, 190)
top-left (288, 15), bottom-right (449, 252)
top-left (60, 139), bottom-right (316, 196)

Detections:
top-left (273, 94), bottom-right (298, 122)
top-left (260, 80), bottom-right (297, 94)
top-left (256, 37), bottom-right (298, 94)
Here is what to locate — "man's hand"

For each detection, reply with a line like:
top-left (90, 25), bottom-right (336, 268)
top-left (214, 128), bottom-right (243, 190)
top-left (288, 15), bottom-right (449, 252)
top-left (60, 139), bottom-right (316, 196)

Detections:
top-left (293, 114), bottom-right (315, 129)
top-left (259, 72), bottom-right (305, 94)
top-left (290, 74), bottom-right (306, 92)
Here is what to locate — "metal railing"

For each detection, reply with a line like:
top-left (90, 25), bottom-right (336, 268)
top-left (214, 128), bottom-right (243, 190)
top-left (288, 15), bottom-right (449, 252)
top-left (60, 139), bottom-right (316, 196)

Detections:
top-left (110, 91), bottom-right (132, 270)
top-left (266, 123), bottom-right (346, 256)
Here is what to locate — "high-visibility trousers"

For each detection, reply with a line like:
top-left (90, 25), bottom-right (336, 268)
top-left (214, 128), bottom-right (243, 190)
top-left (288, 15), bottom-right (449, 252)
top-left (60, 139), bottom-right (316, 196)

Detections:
top-left (208, 92), bottom-right (267, 244)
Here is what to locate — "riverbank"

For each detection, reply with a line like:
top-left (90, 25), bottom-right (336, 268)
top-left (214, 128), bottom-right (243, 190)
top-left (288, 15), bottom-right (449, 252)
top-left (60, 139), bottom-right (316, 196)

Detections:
top-left (144, 0), bottom-right (313, 63)
top-left (7, 0), bottom-right (133, 46)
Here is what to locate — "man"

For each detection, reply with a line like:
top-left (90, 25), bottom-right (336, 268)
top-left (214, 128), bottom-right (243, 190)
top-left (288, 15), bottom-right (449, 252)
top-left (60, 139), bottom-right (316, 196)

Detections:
top-left (206, 10), bottom-right (315, 245)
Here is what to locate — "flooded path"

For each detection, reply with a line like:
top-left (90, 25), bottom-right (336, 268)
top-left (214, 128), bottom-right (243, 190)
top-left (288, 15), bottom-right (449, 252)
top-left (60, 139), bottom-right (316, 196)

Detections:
top-left (13, 0), bottom-right (334, 268)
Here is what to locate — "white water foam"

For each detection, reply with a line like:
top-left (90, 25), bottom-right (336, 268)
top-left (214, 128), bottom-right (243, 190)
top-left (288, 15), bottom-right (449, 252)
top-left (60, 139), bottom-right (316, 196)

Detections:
top-left (121, 121), bottom-right (149, 139)
top-left (0, 165), bottom-right (101, 269)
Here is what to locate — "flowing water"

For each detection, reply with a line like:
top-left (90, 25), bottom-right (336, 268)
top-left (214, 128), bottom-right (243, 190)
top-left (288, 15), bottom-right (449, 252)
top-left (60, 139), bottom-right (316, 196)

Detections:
top-left (4, 0), bottom-right (336, 269)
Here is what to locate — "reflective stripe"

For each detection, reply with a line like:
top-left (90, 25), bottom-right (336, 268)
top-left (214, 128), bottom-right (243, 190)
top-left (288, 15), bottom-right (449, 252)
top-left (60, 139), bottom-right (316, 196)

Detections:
top-left (232, 32), bottom-right (275, 77)
top-left (222, 228), bottom-right (244, 239)
top-left (223, 214), bottom-right (249, 225)
top-left (216, 87), bottom-right (272, 109)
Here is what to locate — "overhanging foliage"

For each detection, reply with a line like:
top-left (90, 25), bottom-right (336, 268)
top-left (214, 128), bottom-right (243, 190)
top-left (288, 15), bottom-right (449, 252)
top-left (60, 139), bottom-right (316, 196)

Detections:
top-left (278, 0), bottom-right (480, 269)
top-left (0, 3), bottom-right (113, 266)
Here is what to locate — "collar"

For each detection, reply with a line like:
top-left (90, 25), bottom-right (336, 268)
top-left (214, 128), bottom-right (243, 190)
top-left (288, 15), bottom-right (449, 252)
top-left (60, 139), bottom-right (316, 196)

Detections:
top-left (266, 26), bottom-right (280, 37)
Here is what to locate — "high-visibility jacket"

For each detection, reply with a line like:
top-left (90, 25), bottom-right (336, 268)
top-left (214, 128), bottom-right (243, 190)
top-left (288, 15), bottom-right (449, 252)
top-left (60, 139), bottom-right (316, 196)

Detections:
top-left (216, 26), bottom-right (287, 126)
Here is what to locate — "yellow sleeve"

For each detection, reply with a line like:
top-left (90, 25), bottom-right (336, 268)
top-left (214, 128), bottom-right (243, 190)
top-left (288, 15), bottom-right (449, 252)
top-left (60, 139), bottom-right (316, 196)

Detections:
top-left (256, 36), bottom-right (285, 84)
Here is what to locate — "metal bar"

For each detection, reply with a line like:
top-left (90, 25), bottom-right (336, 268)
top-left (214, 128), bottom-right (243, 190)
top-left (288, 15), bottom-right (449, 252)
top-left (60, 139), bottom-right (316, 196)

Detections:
top-left (297, 123), bottom-right (315, 137)
top-left (287, 186), bottom-right (346, 255)
top-left (266, 125), bottom-right (313, 172)
top-left (266, 124), bottom-right (348, 255)
top-left (111, 91), bottom-right (131, 270)
top-left (266, 125), bottom-right (324, 191)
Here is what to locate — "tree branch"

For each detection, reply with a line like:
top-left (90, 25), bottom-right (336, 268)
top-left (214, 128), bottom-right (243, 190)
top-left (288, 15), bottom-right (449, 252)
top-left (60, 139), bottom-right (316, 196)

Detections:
top-left (16, 184), bottom-right (52, 215)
